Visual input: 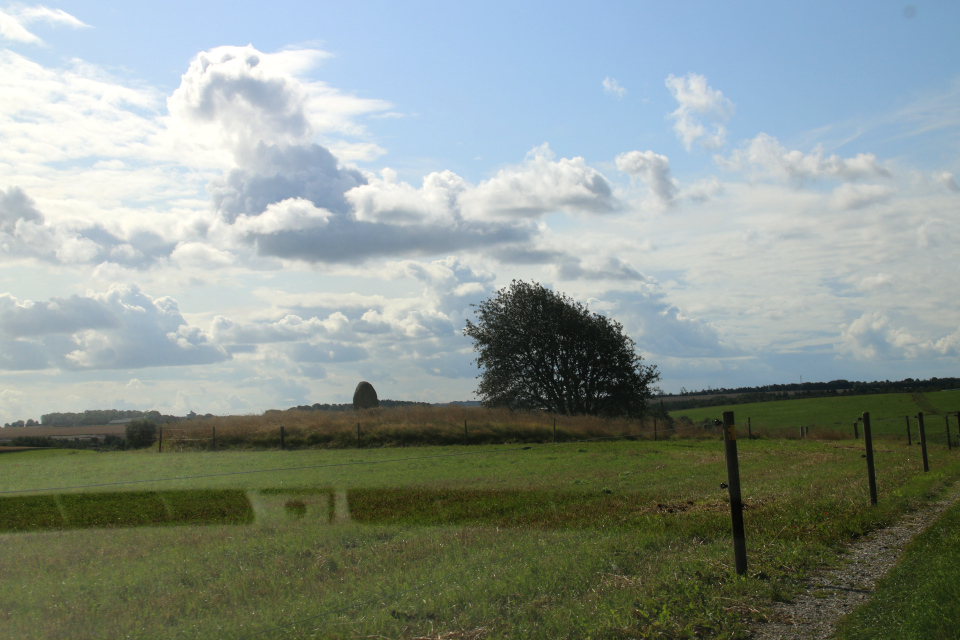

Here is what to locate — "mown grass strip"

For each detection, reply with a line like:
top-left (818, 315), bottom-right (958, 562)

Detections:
top-left (833, 498), bottom-right (960, 640)
top-left (348, 487), bottom-right (677, 530)
top-left (0, 489), bottom-right (253, 532)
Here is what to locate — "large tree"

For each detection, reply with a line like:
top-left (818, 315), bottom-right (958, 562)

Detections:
top-left (463, 280), bottom-right (659, 416)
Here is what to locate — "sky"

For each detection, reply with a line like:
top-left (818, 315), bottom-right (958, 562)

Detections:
top-left (1, 1), bottom-right (959, 422)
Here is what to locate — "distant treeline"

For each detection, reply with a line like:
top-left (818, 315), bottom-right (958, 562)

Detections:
top-left (281, 400), bottom-right (432, 413)
top-left (661, 377), bottom-right (960, 411)
top-left (37, 409), bottom-right (183, 428)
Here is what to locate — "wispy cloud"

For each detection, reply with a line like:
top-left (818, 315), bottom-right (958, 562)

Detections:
top-left (0, 5), bottom-right (87, 44)
top-left (602, 77), bottom-right (625, 98)
top-left (665, 73), bottom-right (734, 151)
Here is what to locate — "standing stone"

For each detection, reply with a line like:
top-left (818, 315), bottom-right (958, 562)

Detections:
top-left (353, 381), bottom-right (379, 410)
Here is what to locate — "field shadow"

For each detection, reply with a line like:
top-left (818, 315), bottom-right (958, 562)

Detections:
top-left (0, 489), bottom-right (253, 533)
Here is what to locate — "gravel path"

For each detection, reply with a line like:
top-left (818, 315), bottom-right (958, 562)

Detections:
top-left (750, 486), bottom-right (960, 640)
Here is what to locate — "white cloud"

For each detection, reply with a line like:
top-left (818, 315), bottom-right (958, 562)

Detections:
top-left (586, 288), bottom-right (735, 359)
top-left (603, 77), bottom-right (626, 98)
top-left (665, 73), bottom-right (734, 151)
top-left (719, 133), bottom-right (891, 183)
top-left (163, 45), bottom-right (390, 168)
top-left (829, 183), bottom-right (894, 210)
top-left (0, 285), bottom-right (227, 370)
top-left (858, 273), bottom-right (893, 291)
top-left (840, 311), bottom-right (960, 360)
top-left (933, 171), bottom-right (959, 192)
top-left (683, 176), bottom-right (723, 202)
top-left (0, 50), bottom-right (163, 172)
top-left (347, 168), bottom-right (467, 226)
top-left (615, 150), bottom-right (678, 207)
top-left (230, 198), bottom-right (333, 235)
top-left (459, 144), bottom-right (618, 218)
top-left (556, 256), bottom-right (648, 282)
top-left (0, 186), bottom-right (177, 268)
top-left (0, 5), bottom-right (87, 45)
top-left (170, 241), bottom-right (235, 268)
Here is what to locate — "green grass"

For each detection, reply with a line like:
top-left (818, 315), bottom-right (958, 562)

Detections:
top-left (0, 490), bottom-right (253, 532)
top-left (671, 389), bottom-right (960, 444)
top-left (0, 440), bottom-right (958, 638)
top-left (833, 499), bottom-right (960, 639)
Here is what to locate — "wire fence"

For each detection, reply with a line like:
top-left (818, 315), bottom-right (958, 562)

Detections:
top-left (3, 410), bottom-right (960, 638)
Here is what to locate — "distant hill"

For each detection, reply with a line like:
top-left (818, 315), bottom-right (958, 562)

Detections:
top-left (656, 377), bottom-right (960, 411)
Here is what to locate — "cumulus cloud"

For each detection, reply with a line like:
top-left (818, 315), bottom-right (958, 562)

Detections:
top-left (665, 73), bottom-right (734, 151)
top-left (0, 186), bottom-right (176, 267)
top-left (933, 171), bottom-right (959, 192)
top-left (0, 184), bottom-right (43, 231)
top-left (201, 256), bottom-right (498, 384)
top-left (718, 133), bottom-right (891, 183)
top-left (0, 285), bottom-right (227, 370)
top-left (0, 185), bottom-right (92, 262)
top-left (603, 77), bottom-right (626, 98)
top-left (0, 5), bottom-right (87, 44)
top-left (213, 141), bottom-right (621, 264)
top-left (348, 168), bottom-right (467, 226)
top-left (173, 47), bottom-right (619, 265)
top-left (164, 45), bottom-right (389, 167)
top-left (351, 146), bottom-right (618, 224)
top-left (616, 150), bottom-right (678, 206)
top-left (459, 144), bottom-right (618, 218)
top-left (210, 143), bottom-right (365, 222)
top-left (586, 289), bottom-right (735, 359)
top-left (0, 292), bottom-right (117, 338)
top-left (839, 311), bottom-right (960, 360)
top-left (683, 176), bottom-right (723, 202)
top-left (829, 183), bottom-right (894, 210)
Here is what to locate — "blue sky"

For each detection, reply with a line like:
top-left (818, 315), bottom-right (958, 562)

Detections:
top-left (1, 2), bottom-right (958, 422)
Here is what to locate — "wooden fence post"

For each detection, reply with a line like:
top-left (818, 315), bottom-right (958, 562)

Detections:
top-left (721, 411), bottom-right (747, 576)
top-left (862, 413), bottom-right (877, 506)
top-left (853, 421), bottom-right (859, 439)
top-left (917, 412), bottom-right (929, 472)
top-left (906, 415), bottom-right (912, 446)
top-left (747, 417), bottom-right (751, 439)
top-left (946, 415), bottom-right (952, 451)
top-left (158, 427), bottom-right (163, 453)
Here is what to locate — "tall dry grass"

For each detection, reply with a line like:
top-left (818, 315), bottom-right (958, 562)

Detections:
top-left (159, 405), bottom-right (713, 450)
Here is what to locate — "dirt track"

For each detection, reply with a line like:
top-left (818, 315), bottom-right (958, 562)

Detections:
top-left (750, 485), bottom-right (960, 639)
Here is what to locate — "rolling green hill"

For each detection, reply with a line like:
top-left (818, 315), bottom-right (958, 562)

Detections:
top-left (669, 389), bottom-right (960, 443)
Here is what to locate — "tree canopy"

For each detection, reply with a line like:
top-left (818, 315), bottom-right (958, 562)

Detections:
top-left (463, 280), bottom-right (659, 417)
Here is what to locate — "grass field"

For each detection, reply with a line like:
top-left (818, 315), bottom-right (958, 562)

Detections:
top-left (670, 389), bottom-right (960, 444)
top-left (1, 434), bottom-right (959, 639)
top-left (158, 404), bottom-right (659, 450)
